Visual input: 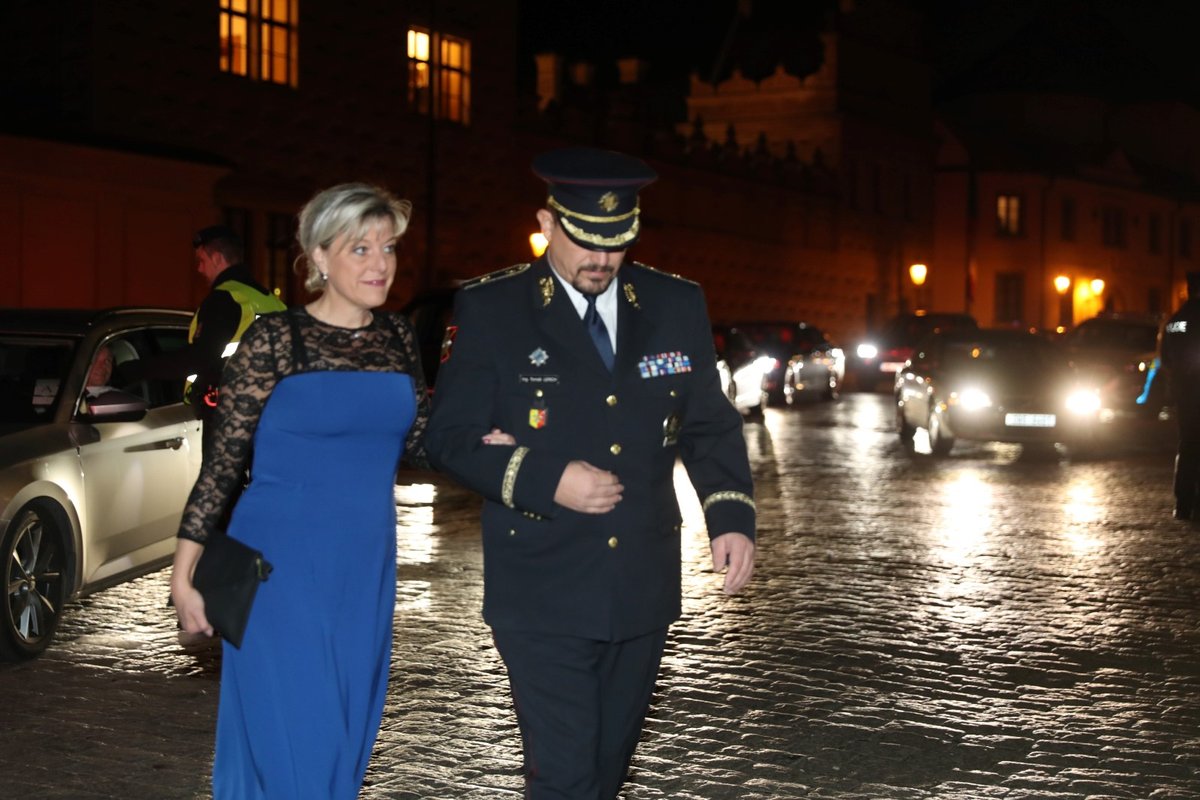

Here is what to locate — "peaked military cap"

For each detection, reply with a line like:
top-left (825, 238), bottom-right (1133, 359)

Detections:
top-left (532, 147), bottom-right (658, 252)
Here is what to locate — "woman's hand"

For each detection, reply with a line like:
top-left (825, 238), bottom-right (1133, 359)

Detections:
top-left (482, 428), bottom-right (516, 446)
top-left (171, 538), bottom-right (214, 638)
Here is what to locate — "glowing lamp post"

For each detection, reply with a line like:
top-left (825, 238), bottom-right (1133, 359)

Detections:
top-left (529, 232), bottom-right (548, 258)
top-left (909, 263), bottom-right (928, 311)
top-left (1054, 274), bottom-right (1072, 332)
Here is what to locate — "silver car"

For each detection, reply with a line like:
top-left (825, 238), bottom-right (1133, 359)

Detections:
top-left (0, 308), bottom-right (201, 659)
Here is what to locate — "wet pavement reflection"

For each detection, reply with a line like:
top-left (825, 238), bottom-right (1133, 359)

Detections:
top-left (2, 393), bottom-right (1199, 799)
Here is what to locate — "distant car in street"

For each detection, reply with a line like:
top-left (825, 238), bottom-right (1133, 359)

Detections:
top-left (401, 286), bottom-right (458, 392)
top-left (0, 308), bottom-right (200, 660)
top-left (853, 312), bottom-right (979, 388)
top-left (1062, 313), bottom-right (1164, 415)
top-left (894, 328), bottom-right (1101, 456)
top-left (718, 321), bottom-right (843, 405)
top-left (713, 326), bottom-right (768, 417)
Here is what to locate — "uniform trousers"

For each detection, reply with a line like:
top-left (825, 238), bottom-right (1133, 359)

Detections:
top-left (493, 626), bottom-right (669, 800)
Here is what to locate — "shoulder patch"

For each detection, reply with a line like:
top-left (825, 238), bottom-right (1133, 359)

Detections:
top-left (461, 263), bottom-right (532, 290)
top-left (631, 261), bottom-right (698, 286)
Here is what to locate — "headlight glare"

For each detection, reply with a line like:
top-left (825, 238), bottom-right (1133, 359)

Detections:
top-left (857, 343), bottom-right (878, 359)
top-left (956, 388), bottom-right (992, 411)
top-left (1066, 388), bottom-right (1101, 414)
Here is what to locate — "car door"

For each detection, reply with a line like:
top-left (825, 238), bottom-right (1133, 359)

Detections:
top-left (75, 325), bottom-right (199, 587)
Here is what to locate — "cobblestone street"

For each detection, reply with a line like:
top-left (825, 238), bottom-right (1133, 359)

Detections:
top-left (2, 393), bottom-right (1199, 799)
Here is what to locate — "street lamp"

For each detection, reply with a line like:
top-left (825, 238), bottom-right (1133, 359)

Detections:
top-left (909, 263), bottom-right (928, 311)
top-left (1054, 274), bottom-right (1072, 333)
top-left (1090, 278), bottom-right (1105, 296)
top-left (529, 232), bottom-right (548, 258)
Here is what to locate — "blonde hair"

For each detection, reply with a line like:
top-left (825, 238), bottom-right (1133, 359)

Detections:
top-left (295, 183), bottom-right (413, 293)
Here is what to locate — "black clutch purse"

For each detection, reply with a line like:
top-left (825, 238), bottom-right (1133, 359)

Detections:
top-left (192, 533), bottom-right (274, 648)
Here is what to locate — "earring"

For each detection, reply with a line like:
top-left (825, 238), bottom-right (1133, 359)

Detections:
top-left (320, 271), bottom-right (328, 282)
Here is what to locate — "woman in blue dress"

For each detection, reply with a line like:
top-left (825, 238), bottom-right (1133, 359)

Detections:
top-left (171, 183), bottom-right (428, 798)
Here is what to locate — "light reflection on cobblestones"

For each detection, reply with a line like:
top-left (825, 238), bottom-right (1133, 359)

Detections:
top-left (1, 394), bottom-right (1199, 799)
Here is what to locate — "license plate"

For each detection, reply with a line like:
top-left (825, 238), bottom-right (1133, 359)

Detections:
top-left (1005, 413), bottom-right (1056, 427)
top-left (880, 362), bottom-right (905, 373)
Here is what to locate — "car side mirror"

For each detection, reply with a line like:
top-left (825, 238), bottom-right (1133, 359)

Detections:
top-left (78, 389), bottom-right (149, 423)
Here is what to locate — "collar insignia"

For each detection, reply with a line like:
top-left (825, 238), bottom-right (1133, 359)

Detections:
top-left (538, 275), bottom-right (554, 307)
top-left (529, 347), bottom-right (550, 367)
top-left (623, 282), bottom-right (641, 309)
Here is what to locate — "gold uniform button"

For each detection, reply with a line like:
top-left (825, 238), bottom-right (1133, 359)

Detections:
top-left (670, 389), bottom-right (678, 397)
top-left (606, 395), bottom-right (618, 406)
top-left (610, 443), bottom-right (622, 455)
top-left (508, 529), bottom-right (516, 536)
top-left (535, 389), bottom-right (544, 398)
top-left (608, 536), bottom-right (619, 549)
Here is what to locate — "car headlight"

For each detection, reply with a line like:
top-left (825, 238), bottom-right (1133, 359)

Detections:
top-left (954, 388), bottom-right (992, 411)
top-left (1065, 388), bottom-right (1101, 414)
top-left (857, 343), bottom-right (878, 360)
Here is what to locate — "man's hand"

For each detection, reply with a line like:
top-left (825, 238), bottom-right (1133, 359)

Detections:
top-left (482, 428), bottom-right (516, 445)
top-left (554, 460), bottom-right (623, 514)
top-left (711, 532), bottom-right (755, 595)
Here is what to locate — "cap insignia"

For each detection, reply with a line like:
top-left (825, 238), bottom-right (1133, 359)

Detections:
top-left (598, 192), bottom-right (619, 213)
top-left (623, 282), bottom-right (641, 310)
top-left (538, 276), bottom-right (555, 307)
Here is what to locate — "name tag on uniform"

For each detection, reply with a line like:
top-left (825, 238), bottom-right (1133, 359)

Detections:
top-left (638, 352), bottom-right (691, 378)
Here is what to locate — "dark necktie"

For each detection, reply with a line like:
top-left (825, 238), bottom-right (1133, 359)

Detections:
top-left (583, 295), bottom-right (615, 371)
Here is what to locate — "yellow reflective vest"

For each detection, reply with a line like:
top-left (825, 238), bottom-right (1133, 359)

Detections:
top-left (185, 279), bottom-right (287, 403)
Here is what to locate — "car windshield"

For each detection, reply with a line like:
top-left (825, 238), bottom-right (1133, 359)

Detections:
top-left (0, 335), bottom-right (78, 424)
top-left (1067, 320), bottom-right (1158, 352)
top-left (731, 324), bottom-right (826, 354)
top-left (882, 314), bottom-right (977, 345)
top-left (943, 336), bottom-right (1064, 373)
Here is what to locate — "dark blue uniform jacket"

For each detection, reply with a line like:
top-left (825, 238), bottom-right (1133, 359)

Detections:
top-left (425, 259), bottom-right (756, 642)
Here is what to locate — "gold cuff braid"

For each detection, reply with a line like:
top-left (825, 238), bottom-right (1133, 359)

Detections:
top-left (702, 491), bottom-right (756, 512)
top-left (502, 447), bottom-right (530, 508)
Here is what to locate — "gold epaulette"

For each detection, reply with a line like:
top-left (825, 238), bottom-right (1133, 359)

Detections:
top-left (631, 262), bottom-right (698, 286)
top-left (461, 263), bottom-right (532, 290)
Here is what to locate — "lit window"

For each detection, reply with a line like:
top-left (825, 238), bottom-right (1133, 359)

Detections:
top-left (996, 194), bottom-right (1023, 237)
top-left (220, 0), bottom-right (298, 87)
top-left (408, 27), bottom-right (471, 125)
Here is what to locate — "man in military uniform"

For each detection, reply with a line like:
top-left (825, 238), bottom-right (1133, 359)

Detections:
top-left (1161, 271), bottom-right (1200, 520)
top-left (425, 147), bottom-right (756, 798)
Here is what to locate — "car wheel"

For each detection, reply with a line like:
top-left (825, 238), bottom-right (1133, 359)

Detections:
top-left (1, 504), bottom-right (69, 661)
top-left (927, 406), bottom-right (955, 456)
top-left (896, 399), bottom-right (916, 446)
top-left (824, 370), bottom-right (840, 401)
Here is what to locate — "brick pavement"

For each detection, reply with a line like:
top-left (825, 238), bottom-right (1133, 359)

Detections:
top-left (2, 394), bottom-right (1199, 799)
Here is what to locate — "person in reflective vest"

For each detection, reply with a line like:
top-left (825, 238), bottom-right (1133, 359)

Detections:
top-left (185, 225), bottom-right (286, 458)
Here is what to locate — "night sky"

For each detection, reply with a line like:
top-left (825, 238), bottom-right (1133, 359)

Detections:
top-left (517, 0), bottom-right (1200, 108)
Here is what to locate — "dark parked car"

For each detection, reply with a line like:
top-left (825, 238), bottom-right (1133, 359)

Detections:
top-left (0, 308), bottom-right (200, 659)
top-left (401, 286), bottom-right (458, 392)
top-left (1062, 313), bottom-right (1164, 415)
top-left (718, 321), bottom-right (843, 405)
top-left (713, 326), bottom-right (768, 417)
top-left (853, 312), bottom-right (979, 388)
top-left (894, 328), bottom-right (1101, 456)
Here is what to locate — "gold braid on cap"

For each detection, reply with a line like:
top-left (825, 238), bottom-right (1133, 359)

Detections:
top-left (557, 215), bottom-right (641, 248)
top-left (548, 196), bottom-right (640, 224)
